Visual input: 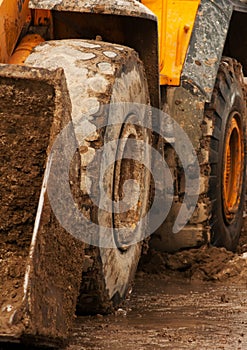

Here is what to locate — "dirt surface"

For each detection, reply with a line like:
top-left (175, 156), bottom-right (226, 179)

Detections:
top-left (63, 222), bottom-right (247, 350)
top-left (2, 220), bottom-right (247, 350)
top-left (57, 217), bottom-right (247, 350)
top-left (66, 279), bottom-right (247, 350)
top-left (2, 222), bottom-right (247, 349)
top-left (141, 216), bottom-right (247, 283)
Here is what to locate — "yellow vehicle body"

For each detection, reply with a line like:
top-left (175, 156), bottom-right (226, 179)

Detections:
top-left (143, 0), bottom-right (200, 85)
top-left (0, 0), bottom-right (30, 63)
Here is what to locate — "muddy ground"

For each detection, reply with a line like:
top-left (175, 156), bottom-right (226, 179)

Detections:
top-left (63, 218), bottom-right (247, 350)
top-left (2, 221), bottom-right (247, 349)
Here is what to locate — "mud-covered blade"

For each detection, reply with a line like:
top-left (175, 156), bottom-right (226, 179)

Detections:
top-left (0, 64), bottom-right (84, 347)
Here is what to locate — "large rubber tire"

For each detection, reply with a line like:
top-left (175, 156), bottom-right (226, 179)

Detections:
top-left (206, 57), bottom-right (246, 251)
top-left (25, 40), bottom-right (151, 313)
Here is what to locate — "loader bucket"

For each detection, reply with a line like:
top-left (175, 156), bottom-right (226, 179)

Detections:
top-left (0, 64), bottom-right (84, 347)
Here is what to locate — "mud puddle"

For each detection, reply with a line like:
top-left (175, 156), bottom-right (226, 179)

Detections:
top-left (67, 222), bottom-right (247, 350)
top-left (3, 228), bottom-right (247, 349)
top-left (67, 277), bottom-right (247, 349)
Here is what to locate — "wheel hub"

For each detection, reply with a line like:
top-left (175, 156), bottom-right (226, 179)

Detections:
top-left (223, 112), bottom-right (244, 222)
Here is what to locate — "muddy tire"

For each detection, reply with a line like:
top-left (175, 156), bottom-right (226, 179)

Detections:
top-left (206, 57), bottom-right (246, 251)
top-left (25, 40), bottom-right (151, 313)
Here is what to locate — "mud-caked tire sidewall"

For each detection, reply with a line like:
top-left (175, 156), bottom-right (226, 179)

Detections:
top-left (98, 61), bottom-right (151, 307)
top-left (208, 58), bottom-right (246, 251)
top-left (25, 39), bottom-right (151, 312)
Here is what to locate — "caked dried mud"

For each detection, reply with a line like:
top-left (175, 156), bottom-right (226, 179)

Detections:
top-left (139, 219), bottom-right (247, 284)
top-left (0, 65), bottom-right (84, 345)
top-left (0, 77), bottom-right (54, 333)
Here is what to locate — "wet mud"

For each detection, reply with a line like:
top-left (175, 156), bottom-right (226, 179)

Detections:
top-left (67, 279), bottom-right (247, 350)
top-left (65, 219), bottom-right (247, 350)
top-left (2, 214), bottom-right (247, 349)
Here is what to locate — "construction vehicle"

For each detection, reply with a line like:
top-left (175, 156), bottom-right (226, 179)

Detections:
top-left (0, 0), bottom-right (247, 347)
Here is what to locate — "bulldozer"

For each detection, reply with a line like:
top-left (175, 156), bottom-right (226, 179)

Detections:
top-left (1, 0), bottom-right (247, 347)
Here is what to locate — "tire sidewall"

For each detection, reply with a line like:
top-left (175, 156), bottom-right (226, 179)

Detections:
top-left (210, 71), bottom-right (246, 250)
top-left (98, 60), bottom-right (151, 302)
